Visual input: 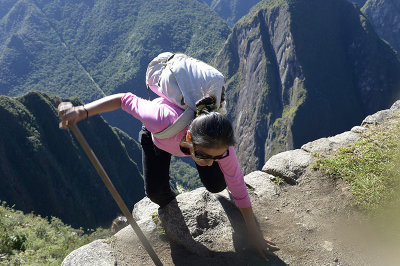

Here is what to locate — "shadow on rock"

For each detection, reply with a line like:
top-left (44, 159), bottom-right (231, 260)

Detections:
top-left (169, 236), bottom-right (287, 266)
top-left (158, 198), bottom-right (211, 257)
top-left (165, 194), bottom-right (287, 265)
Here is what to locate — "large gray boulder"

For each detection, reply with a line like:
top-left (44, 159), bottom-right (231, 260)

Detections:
top-left (328, 131), bottom-right (360, 147)
top-left (132, 187), bottom-right (238, 256)
top-left (361, 109), bottom-right (394, 125)
top-left (244, 171), bottom-right (278, 199)
top-left (262, 149), bottom-right (312, 184)
top-left (351, 126), bottom-right (367, 134)
top-left (62, 239), bottom-right (116, 266)
top-left (301, 131), bottom-right (360, 155)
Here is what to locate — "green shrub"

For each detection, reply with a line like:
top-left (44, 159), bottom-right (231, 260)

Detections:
top-left (0, 202), bottom-right (110, 265)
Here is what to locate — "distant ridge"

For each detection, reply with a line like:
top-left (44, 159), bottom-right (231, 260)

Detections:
top-left (198, 0), bottom-right (262, 27)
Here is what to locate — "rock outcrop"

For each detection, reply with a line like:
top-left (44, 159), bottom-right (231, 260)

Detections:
top-left (262, 149), bottom-right (311, 184)
top-left (63, 99), bottom-right (400, 265)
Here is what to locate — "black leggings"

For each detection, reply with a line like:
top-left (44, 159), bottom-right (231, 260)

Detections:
top-left (139, 127), bottom-right (227, 208)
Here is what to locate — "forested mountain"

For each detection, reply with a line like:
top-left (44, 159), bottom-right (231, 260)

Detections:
top-left (0, 91), bottom-right (145, 228)
top-left (362, 0), bottom-right (400, 57)
top-left (0, 0), bottom-right (229, 99)
top-left (198, 0), bottom-right (262, 27)
top-left (215, 0), bottom-right (400, 173)
top-left (0, 0), bottom-right (230, 137)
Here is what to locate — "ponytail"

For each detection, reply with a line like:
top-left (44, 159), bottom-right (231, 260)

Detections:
top-left (196, 95), bottom-right (218, 117)
top-left (189, 95), bottom-right (235, 148)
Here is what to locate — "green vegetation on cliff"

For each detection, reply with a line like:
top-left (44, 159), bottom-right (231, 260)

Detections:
top-left (314, 113), bottom-right (400, 213)
top-left (0, 91), bottom-right (144, 229)
top-left (0, 202), bottom-right (109, 265)
top-left (1, 0), bottom-right (231, 139)
top-left (0, 0), bottom-right (229, 101)
top-left (0, 90), bottom-right (200, 232)
top-left (170, 157), bottom-right (202, 190)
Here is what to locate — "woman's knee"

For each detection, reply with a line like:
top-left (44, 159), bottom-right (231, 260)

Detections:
top-left (204, 182), bottom-right (226, 193)
top-left (145, 187), bottom-right (176, 208)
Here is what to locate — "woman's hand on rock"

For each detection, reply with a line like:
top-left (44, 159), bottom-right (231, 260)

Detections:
top-left (248, 232), bottom-right (280, 260)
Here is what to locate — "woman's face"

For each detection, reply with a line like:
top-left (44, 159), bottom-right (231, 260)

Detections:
top-left (189, 144), bottom-right (229, 166)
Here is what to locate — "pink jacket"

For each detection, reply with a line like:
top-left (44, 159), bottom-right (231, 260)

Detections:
top-left (121, 93), bottom-right (251, 208)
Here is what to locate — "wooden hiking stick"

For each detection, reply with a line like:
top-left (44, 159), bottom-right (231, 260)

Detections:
top-left (70, 123), bottom-right (163, 266)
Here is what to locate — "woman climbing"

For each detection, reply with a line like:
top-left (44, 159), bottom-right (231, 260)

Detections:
top-left (58, 53), bottom-right (279, 259)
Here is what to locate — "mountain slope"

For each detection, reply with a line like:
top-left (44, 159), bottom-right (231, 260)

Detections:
top-left (0, 91), bottom-right (144, 228)
top-left (199, 0), bottom-right (262, 27)
top-left (0, 0), bottom-right (230, 138)
top-left (362, 0), bottom-right (400, 57)
top-left (0, 0), bottom-right (229, 100)
top-left (215, 0), bottom-right (400, 173)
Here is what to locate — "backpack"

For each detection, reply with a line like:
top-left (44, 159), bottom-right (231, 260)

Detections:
top-left (146, 52), bottom-right (226, 139)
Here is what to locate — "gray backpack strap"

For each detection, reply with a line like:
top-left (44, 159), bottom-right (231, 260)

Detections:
top-left (152, 108), bottom-right (195, 139)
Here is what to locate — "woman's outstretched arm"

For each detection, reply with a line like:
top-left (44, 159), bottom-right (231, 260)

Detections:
top-left (58, 93), bottom-right (125, 129)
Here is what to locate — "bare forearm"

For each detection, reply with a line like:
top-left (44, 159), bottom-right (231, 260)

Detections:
top-left (84, 93), bottom-right (125, 117)
top-left (239, 206), bottom-right (259, 234)
top-left (239, 206), bottom-right (279, 258)
top-left (58, 93), bottom-right (125, 129)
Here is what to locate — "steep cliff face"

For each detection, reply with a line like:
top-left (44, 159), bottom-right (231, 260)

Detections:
top-left (216, 0), bottom-right (400, 173)
top-left (216, 0), bottom-right (304, 172)
top-left (362, 0), bottom-right (400, 57)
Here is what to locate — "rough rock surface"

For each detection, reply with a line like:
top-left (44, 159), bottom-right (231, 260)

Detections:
top-left (362, 109), bottom-right (394, 125)
top-left (62, 239), bottom-right (116, 266)
top-left (351, 125), bottom-right (367, 133)
top-left (262, 149), bottom-right (312, 184)
top-left (244, 171), bottom-right (278, 199)
top-left (140, 188), bottom-right (236, 255)
top-left (301, 131), bottom-right (360, 154)
top-left (390, 100), bottom-right (400, 111)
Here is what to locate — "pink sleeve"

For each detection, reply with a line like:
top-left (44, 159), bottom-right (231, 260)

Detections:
top-left (218, 146), bottom-right (251, 208)
top-left (120, 92), bottom-right (178, 133)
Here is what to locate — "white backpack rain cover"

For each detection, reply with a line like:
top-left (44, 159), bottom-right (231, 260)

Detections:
top-left (146, 52), bottom-right (226, 139)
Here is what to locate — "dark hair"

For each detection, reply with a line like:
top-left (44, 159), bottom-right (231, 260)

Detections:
top-left (189, 95), bottom-right (235, 148)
